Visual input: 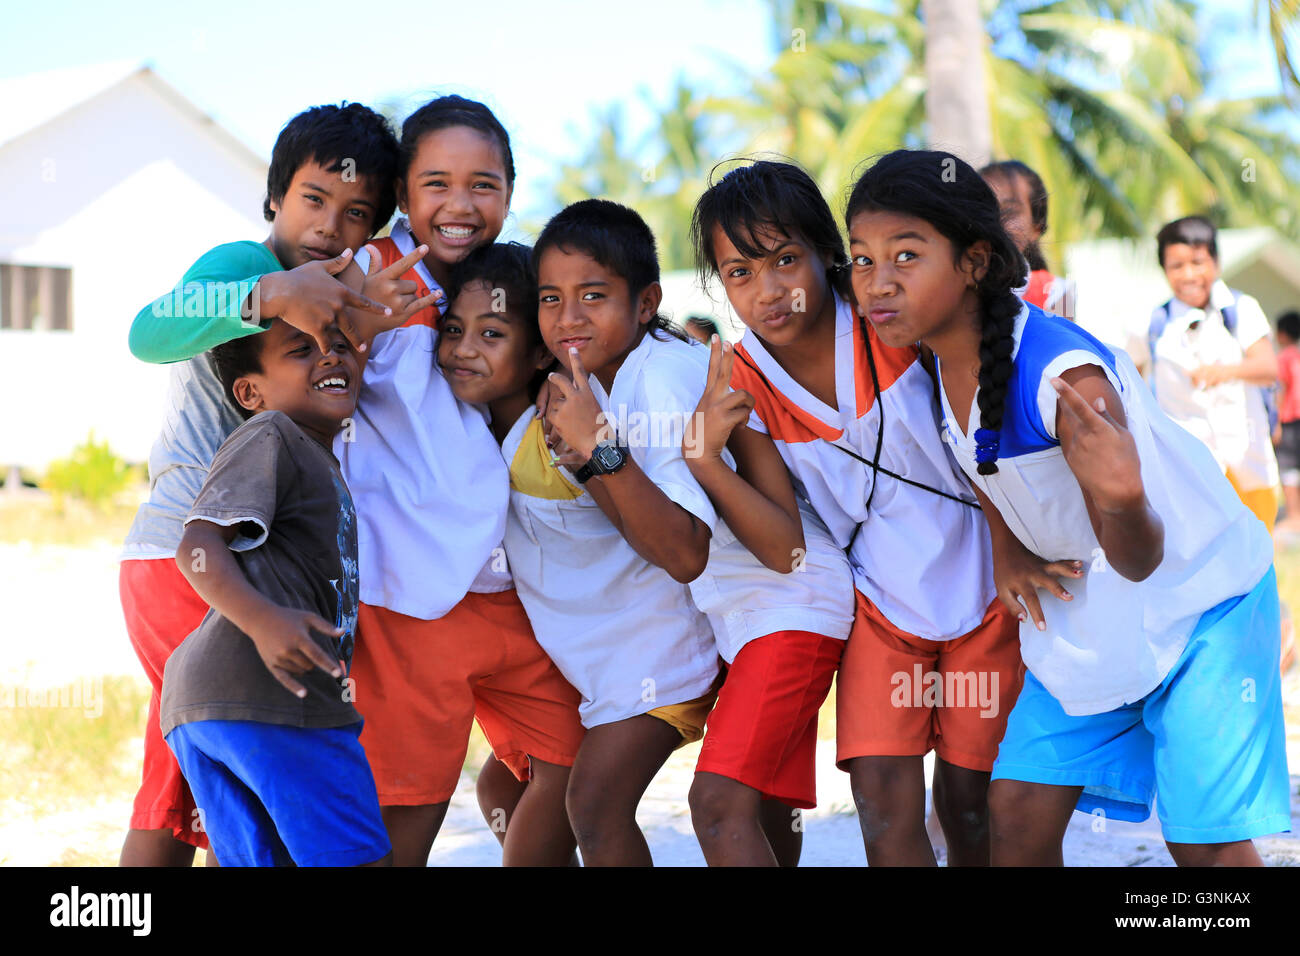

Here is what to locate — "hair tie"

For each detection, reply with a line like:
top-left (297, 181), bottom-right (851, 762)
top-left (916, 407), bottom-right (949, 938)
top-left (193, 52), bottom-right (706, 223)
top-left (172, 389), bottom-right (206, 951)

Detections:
top-left (973, 427), bottom-right (1000, 465)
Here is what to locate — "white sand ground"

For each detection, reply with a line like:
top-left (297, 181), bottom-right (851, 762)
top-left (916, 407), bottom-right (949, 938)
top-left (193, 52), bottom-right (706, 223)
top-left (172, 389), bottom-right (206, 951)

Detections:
top-left (2, 541), bottom-right (1298, 867)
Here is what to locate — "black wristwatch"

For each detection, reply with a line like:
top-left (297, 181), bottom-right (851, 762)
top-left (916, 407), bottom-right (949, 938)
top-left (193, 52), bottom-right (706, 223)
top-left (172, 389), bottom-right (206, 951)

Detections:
top-left (574, 439), bottom-right (628, 484)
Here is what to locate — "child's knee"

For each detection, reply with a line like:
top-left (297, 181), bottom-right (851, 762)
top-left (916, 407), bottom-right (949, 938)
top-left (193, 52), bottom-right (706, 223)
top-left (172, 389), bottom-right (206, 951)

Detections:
top-left (688, 773), bottom-right (755, 833)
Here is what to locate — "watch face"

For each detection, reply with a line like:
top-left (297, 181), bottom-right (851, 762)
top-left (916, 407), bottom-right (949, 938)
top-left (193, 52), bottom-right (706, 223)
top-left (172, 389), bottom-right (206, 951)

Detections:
top-left (594, 443), bottom-right (623, 470)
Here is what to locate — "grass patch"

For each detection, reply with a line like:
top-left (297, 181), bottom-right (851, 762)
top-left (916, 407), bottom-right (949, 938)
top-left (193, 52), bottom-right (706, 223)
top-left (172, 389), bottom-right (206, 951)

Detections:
top-left (0, 675), bottom-right (150, 811)
top-left (0, 492), bottom-right (143, 548)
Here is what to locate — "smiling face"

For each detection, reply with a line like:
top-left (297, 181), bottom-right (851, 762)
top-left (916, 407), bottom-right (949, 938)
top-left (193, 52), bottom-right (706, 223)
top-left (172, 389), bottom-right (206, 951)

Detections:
top-left (1161, 242), bottom-right (1219, 311)
top-left (398, 126), bottom-right (512, 286)
top-left (536, 247), bottom-right (658, 391)
top-left (266, 160), bottom-right (383, 269)
top-left (437, 280), bottom-right (549, 407)
top-left (232, 319), bottom-right (361, 445)
top-left (847, 209), bottom-right (986, 349)
top-left (711, 225), bottom-right (835, 349)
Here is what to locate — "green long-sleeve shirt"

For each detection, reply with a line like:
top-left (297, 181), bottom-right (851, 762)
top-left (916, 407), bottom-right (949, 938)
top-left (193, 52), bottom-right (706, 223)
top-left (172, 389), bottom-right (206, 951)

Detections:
top-left (128, 240), bottom-right (281, 364)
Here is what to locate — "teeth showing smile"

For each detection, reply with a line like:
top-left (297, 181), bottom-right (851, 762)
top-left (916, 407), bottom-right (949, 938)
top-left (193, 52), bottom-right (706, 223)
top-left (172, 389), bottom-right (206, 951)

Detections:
top-left (314, 377), bottom-right (348, 390)
top-left (438, 225), bottom-right (474, 239)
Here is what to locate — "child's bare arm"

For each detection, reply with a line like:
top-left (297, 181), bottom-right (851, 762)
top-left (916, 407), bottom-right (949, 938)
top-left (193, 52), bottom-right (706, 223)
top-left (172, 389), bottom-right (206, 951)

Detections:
top-left (176, 520), bottom-right (344, 697)
top-left (546, 350), bottom-right (711, 583)
top-left (684, 337), bottom-right (804, 572)
top-left (1052, 366), bottom-right (1164, 581)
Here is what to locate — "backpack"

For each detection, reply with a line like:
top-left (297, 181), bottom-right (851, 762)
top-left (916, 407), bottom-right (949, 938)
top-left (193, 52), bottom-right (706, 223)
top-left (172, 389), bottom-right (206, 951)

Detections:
top-left (1148, 292), bottom-right (1279, 432)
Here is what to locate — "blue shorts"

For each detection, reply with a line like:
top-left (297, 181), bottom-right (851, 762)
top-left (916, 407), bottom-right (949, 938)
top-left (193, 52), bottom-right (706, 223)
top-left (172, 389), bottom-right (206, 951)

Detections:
top-left (165, 719), bottom-right (391, 866)
top-left (992, 566), bottom-right (1291, 844)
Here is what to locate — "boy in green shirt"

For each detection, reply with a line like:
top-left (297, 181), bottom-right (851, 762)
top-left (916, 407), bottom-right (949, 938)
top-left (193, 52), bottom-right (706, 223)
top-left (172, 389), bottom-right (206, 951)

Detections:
top-left (119, 102), bottom-right (432, 866)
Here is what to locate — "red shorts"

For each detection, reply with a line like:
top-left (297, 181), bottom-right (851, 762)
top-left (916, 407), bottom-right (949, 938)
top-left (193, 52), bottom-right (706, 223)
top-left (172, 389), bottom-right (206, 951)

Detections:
top-left (696, 630), bottom-right (844, 809)
top-left (836, 590), bottom-right (1023, 773)
top-left (351, 590), bottom-right (585, 806)
top-left (119, 558), bottom-right (210, 849)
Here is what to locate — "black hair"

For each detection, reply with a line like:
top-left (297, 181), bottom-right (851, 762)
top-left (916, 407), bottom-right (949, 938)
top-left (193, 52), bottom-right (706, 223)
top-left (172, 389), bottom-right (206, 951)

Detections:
top-left (1156, 215), bottom-right (1218, 267)
top-left (685, 315), bottom-right (722, 340)
top-left (210, 333), bottom-right (267, 421)
top-left (264, 103), bottom-right (400, 229)
top-left (1277, 310), bottom-right (1300, 343)
top-left (846, 150), bottom-right (1025, 475)
top-left (981, 159), bottom-right (1049, 272)
top-left (691, 159), bottom-right (849, 296)
top-left (446, 241), bottom-right (551, 399)
top-left (532, 199), bottom-right (689, 344)
top-left (400, 95), bottom-right (515, 187)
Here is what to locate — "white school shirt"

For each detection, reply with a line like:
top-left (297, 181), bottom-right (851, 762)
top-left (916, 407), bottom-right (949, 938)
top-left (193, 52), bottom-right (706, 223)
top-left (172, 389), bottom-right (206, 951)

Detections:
top-left (337, 219), bottom-right (511, 619)
top-left (938, 304), bottom-right (1273, 716)
top-left (500, 334), bottom-right (720, 728)
top-left (1135, 281), bottom-right (1278, 492)
top-left (731, 294), bottom-right (996, 641)
top-left (690, 493), bottom-right (855, 663)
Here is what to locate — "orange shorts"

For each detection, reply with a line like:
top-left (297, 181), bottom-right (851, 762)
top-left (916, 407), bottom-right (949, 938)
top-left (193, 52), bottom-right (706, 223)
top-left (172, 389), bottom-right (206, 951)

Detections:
top-left (351, 590), bottom-right (585, 805)
top-left (119, 558), bottom-right (210, 849)
top-left (836, 590), bottom-right (1023, 773)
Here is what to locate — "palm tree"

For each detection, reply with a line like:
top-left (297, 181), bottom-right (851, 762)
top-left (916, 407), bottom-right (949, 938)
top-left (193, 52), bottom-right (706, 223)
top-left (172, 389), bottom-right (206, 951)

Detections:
top-left (1259, 0), bottom-right (1300, 95)
top-left (922, 0), bottom-right (992, 166)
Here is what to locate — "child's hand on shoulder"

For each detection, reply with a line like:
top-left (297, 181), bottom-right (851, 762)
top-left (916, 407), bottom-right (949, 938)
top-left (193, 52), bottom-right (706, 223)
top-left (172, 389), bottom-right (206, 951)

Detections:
top-left (545, 348), bottom-right (613, 460)
top-left (244, 604), bottom-right (346, 699)
top-left (260, 249), bottom-right (391, 356)
top-left (685, 335), bottom-right (754, 469)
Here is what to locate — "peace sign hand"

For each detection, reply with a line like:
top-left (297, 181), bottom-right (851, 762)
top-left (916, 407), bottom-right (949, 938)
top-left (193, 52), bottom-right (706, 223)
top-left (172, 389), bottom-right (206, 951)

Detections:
top-left (685, 335), bottom-right (754, 463)
top-left (350, 244), bottom-right (446, 345)
top-left (1052, 376), bottom-right (1145, 514)
top-left (545, 347), bottom-right (613, 460)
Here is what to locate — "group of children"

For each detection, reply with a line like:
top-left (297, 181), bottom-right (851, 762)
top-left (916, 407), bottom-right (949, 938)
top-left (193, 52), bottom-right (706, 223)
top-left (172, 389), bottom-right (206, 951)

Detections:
top-left (117, 95), bottom-right (1290, 867)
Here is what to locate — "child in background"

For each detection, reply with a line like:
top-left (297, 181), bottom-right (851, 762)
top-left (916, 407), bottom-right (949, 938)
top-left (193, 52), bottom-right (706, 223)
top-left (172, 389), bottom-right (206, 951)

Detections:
top-left (523, 200), bottom-right (722, 866)
top-left (120, 103), bottom-right (407, 866)
top-left (1140, 215), bottom-right (1280, 533)
top-left (1274, 310), bottom-right (1300, 536)
top-left (846, 149), bottom-right (1288, 865)
top-left (434, 242), bottom-right (584, 866)
top-left (692, 160), bottom-right (1021, 866)
top-left (162, 319), bottom-right (389, 866)
top-left (980, 160), bottom-right (1075, 321)
top-left (336, 96), bottom-right (586, 866)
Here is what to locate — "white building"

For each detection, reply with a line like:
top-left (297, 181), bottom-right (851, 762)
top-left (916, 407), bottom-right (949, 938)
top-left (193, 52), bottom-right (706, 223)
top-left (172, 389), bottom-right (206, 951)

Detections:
top-left (0, 61), bottom-right (267, 473)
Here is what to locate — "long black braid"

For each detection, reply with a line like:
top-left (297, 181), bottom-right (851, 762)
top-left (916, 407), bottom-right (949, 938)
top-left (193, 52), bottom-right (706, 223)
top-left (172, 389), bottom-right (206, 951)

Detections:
top-left (846, 150), bottom-right (1026, 474)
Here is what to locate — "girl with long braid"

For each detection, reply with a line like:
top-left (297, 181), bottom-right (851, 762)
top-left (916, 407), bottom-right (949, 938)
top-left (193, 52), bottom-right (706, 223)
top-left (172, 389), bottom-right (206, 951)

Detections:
top-left (692, 160), bottom-right (1024, 866)
top-left (845, 149), bottom-right (1289, 866)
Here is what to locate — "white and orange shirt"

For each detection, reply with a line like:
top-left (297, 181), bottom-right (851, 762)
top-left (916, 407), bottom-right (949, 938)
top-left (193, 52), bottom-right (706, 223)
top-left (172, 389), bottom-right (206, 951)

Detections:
top-left (730, 293), bottom-right (996, 641)
top-left (337, 219), bottom-right (511, 620)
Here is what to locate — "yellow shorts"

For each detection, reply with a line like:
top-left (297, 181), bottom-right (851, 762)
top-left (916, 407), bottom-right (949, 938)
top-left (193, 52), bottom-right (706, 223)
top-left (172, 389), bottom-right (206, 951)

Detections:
top-left (1226, 470), bottom-right (1280, 535)
top-left (647, 678), bottom-right (721, 748)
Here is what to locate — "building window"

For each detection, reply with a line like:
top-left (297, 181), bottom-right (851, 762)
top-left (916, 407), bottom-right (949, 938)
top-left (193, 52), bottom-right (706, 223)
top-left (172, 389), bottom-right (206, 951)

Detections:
top-left (0, 264), bottom-right (72, 330)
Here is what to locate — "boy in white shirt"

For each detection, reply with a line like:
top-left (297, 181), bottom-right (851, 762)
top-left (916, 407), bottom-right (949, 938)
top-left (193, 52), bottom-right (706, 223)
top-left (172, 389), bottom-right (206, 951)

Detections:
top-left (1138, 215), bottom-right (1280, 531)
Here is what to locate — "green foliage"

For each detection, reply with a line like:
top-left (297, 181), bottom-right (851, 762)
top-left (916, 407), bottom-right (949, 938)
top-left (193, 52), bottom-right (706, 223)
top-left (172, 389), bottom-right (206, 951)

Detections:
top-left (41, 434), bottom-right (140, 511)
top-left (544, 0), bottom-right (1300, 272)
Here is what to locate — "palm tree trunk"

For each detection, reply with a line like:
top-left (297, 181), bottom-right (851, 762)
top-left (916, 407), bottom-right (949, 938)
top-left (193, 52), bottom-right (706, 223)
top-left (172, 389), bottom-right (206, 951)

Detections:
top-left (922, 0), bottom-right (992, 167)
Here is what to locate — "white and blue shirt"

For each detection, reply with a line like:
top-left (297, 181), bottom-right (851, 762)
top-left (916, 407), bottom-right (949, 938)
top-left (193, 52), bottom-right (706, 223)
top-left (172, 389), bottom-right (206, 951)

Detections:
top-left (939, 305), bottom-right (1273, 715)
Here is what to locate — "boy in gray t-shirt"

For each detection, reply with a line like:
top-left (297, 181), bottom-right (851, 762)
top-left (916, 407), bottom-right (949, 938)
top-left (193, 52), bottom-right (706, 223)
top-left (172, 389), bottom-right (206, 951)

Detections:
top-left (161, 317), bottom-right (390, 867)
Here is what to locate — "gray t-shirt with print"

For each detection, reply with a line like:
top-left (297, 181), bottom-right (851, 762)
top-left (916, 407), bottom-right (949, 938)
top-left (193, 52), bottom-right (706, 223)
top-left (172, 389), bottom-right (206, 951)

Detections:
top-left (160, 411), bottom-right (360, 735)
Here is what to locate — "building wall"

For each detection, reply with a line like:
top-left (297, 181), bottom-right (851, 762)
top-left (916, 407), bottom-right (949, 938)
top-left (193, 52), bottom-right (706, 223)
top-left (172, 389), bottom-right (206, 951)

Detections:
top-left (0, 72), bottom-right (266, 469)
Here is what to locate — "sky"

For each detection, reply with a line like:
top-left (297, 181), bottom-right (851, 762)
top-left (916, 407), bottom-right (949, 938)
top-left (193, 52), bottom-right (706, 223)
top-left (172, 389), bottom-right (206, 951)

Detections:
top-left (1, 0), bottom-right (1288, 229)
